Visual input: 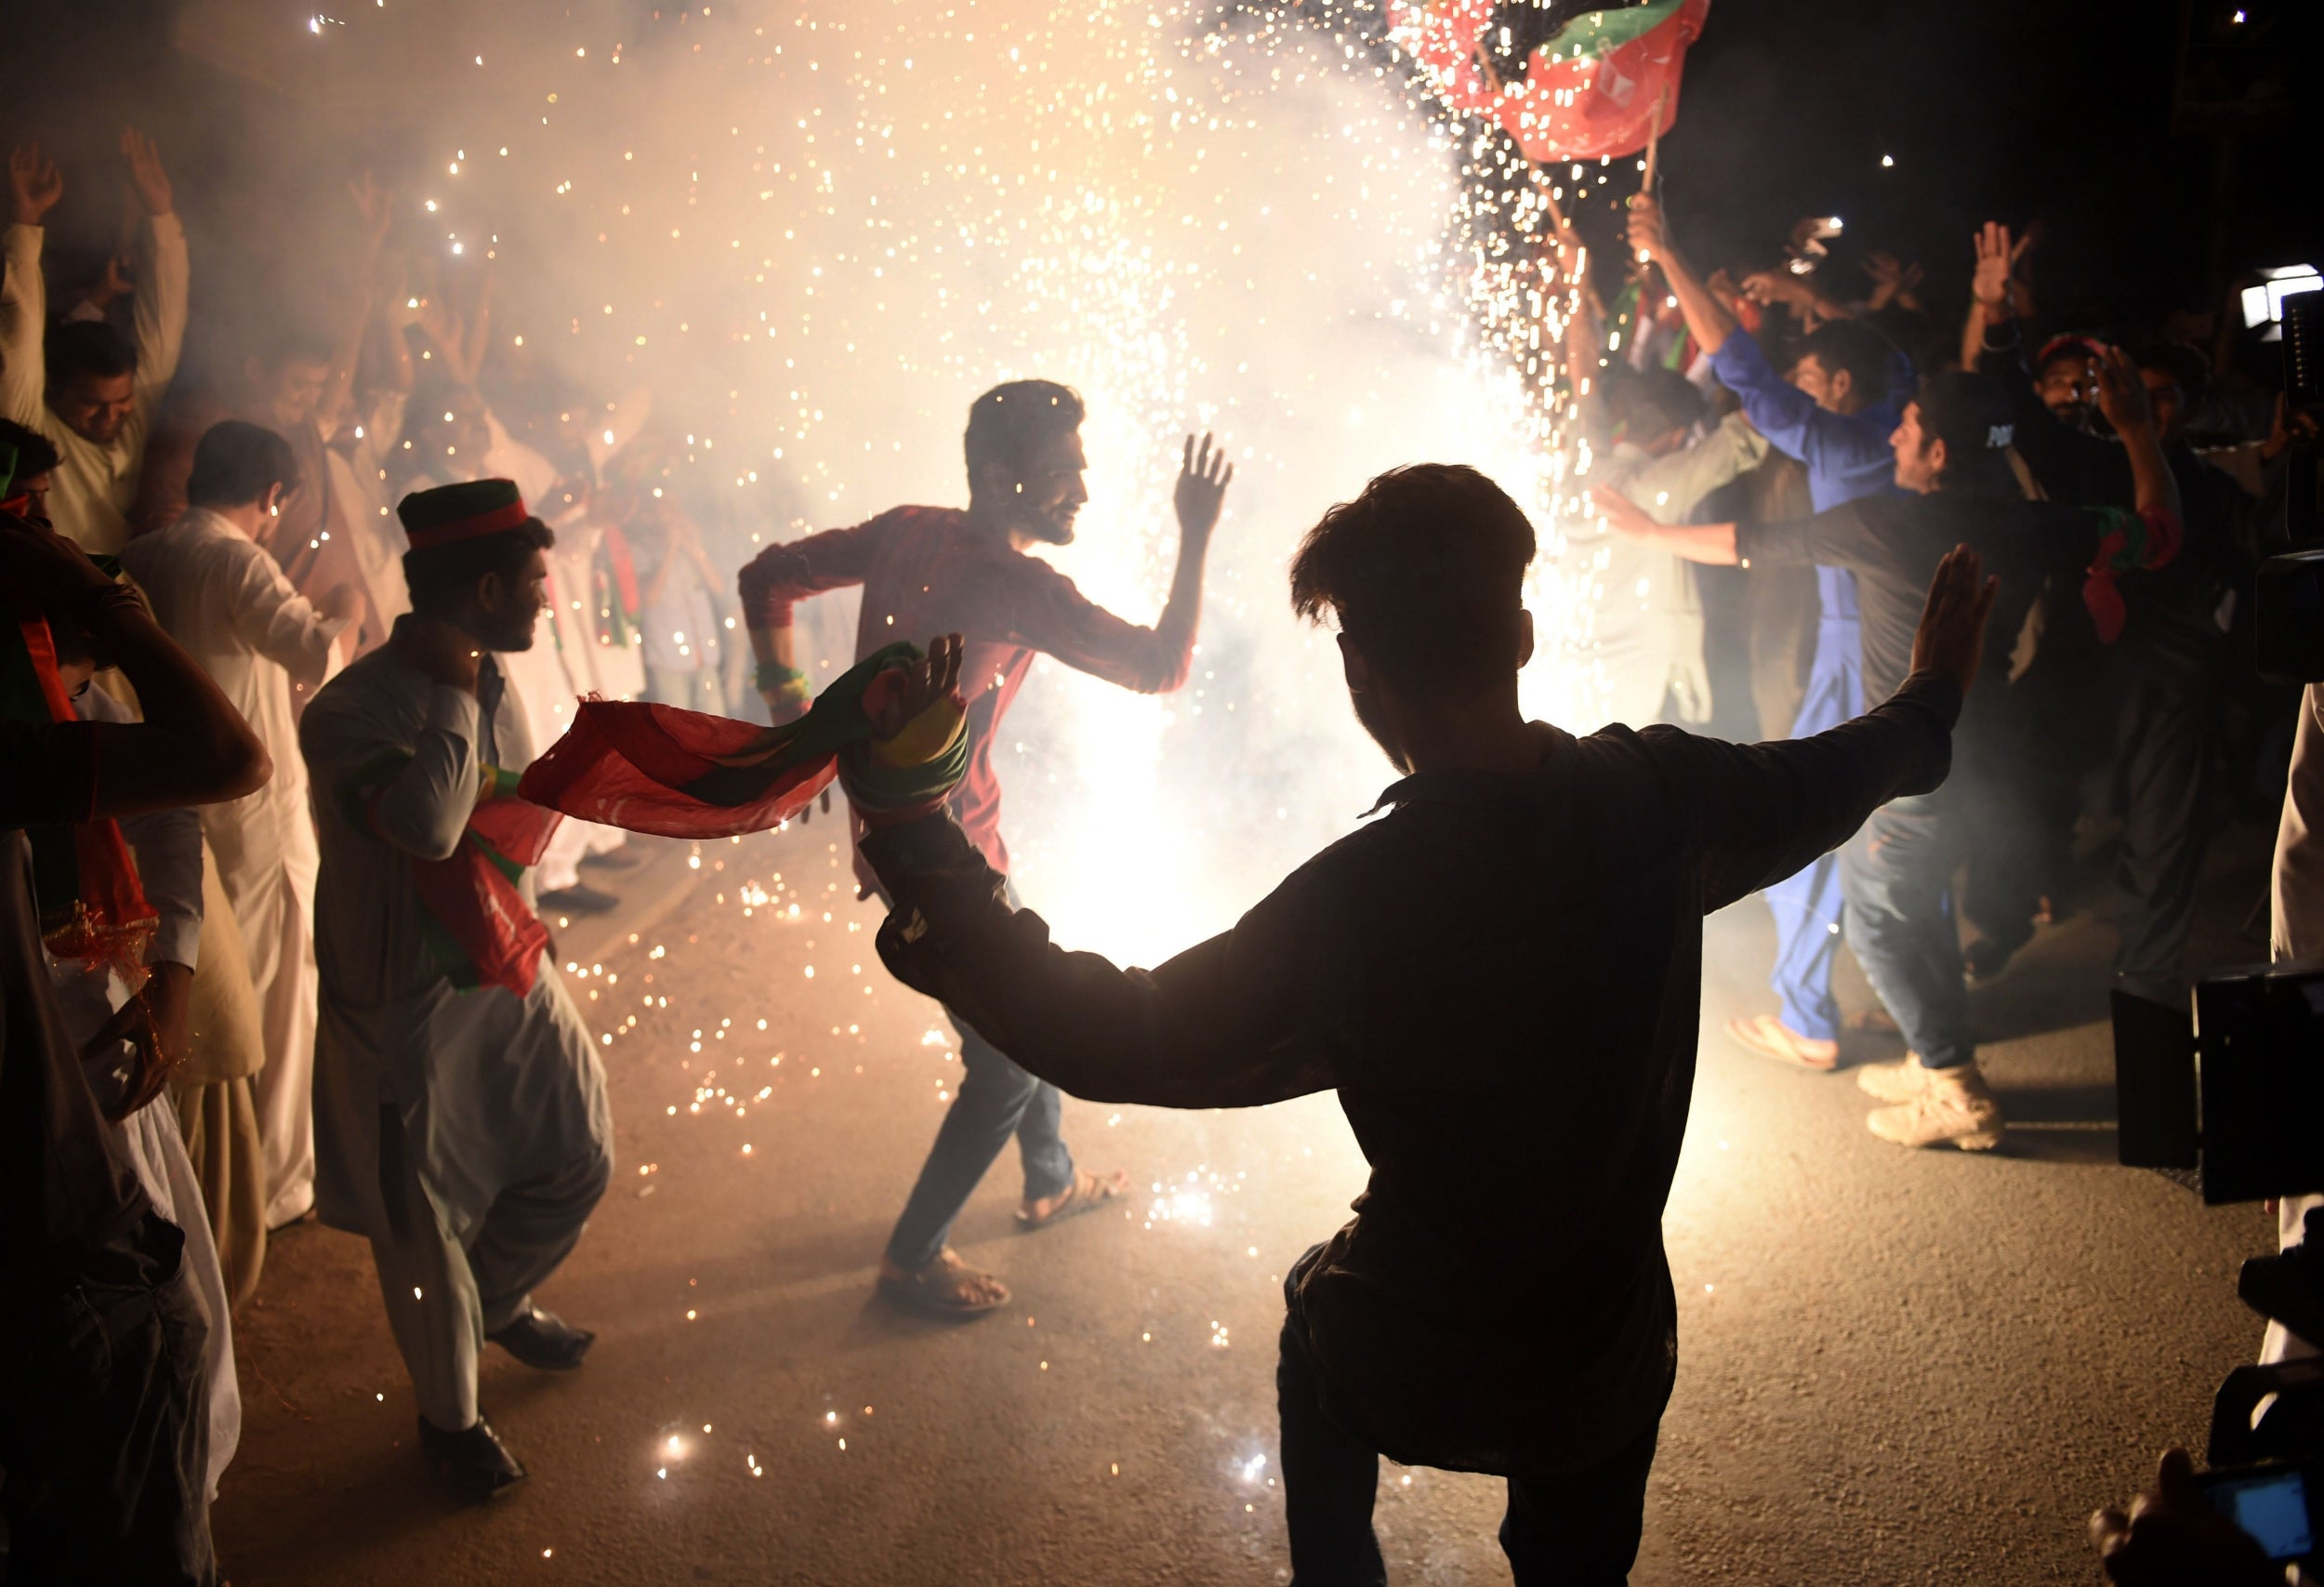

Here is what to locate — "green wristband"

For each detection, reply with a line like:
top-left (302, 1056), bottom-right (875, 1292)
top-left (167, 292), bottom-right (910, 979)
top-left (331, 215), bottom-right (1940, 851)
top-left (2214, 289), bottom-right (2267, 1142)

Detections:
top-left (756, 659), bottom-right (812, 700)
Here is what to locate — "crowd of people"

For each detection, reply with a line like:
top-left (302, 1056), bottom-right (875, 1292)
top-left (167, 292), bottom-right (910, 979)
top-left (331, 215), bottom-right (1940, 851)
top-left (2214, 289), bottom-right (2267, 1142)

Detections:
top-left (0, 120), bottom-right (2315, 1587)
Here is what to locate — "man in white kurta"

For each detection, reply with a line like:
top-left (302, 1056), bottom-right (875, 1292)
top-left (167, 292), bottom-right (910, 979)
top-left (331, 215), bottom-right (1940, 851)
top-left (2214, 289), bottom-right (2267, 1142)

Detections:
top-left (2263, 681), bottom-right (2324, 1365)
top-left (0, 132), bottom-right (189, 554)
top-left (298, 477), bottom-right (611, 1496)
top-left (123, 422), bottom-right (360, 1228)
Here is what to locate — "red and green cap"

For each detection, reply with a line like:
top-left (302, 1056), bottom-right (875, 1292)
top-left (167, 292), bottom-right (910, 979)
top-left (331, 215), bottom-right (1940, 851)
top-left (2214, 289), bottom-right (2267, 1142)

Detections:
top-left (397, 478), bottom-right (534, 552)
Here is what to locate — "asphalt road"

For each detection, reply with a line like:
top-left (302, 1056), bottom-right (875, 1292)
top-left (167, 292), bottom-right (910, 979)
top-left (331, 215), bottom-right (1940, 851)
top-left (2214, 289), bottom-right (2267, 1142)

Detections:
top-left (210, 823), bottom-right (2278, 1585)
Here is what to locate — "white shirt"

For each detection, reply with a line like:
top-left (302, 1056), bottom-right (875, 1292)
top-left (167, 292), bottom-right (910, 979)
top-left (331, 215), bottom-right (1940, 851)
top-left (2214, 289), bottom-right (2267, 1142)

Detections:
top-left (121, 508), bottom-right (345, 900)
top-left (0, 214), bottom-right (189, 554)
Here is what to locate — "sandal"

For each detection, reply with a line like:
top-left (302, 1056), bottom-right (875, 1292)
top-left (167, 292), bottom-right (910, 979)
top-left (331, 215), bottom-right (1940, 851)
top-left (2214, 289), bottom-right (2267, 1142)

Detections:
top-left (1016, 1168), bottom-right (1129, 1232)
top-left (1723, 1013), bottom-right (1840, 1072)
top-left (875, 1248), bottom-right (1010, 1318)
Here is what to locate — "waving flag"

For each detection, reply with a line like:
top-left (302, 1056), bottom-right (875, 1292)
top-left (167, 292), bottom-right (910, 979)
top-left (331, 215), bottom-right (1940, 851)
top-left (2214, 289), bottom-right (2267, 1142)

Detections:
top-left (1394, 0), bottom-right (1712, 164)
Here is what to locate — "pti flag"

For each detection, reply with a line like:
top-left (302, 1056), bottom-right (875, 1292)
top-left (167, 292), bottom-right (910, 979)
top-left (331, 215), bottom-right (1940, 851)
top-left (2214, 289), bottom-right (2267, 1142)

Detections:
top-left (1394, 0), bottom-right (1711, 164)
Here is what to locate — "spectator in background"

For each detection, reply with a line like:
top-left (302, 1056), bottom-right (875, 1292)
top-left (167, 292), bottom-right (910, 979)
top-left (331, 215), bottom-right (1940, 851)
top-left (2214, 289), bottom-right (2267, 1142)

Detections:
top-left (137, 177), bottom-right (398, 654)
top-left (0, 132), bottom-right (188, 554)
top-left (1974, 224), bottom-right (2251, 1002)
top-left (629, 487), bottom-right (735, 716)
top-left (1601, 360), bottom-right (2183, 1151)
top-left (1629, 192), bottom-right (1911, 1074)
top-left (1563, 242), bottom-right (1770, 726)
top-left (124, 422), bottom-right (362, 1230)
top-left (0, 508), bottom-right (268, 1587)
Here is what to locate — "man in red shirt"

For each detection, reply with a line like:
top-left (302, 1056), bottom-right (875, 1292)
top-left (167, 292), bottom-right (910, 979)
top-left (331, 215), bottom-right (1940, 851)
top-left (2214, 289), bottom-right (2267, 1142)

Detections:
top-left (737, 379), bottom-right (1232, 1316)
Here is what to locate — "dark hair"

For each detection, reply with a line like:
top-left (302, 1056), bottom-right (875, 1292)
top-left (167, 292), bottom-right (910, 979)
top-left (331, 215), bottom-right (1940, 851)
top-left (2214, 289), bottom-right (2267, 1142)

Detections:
top-left (46, 320), bottom-right (137, 390)
top-left (2130, 338), bottom-right (2211, 407)
top-left (186, 420), bottom-right (300, 508)
top-left (0, 417), bottom-right (62, 481)
top-left (1606, 367), bottom-right (1706, 442)
top-left (1797, 319), bottom-right (1895, 405)
top-left (1912, 370), bottom-right (2020, 496)
top-left (1288, 463), bottom-right (1536, 699)
top-left (403, 520), bottom-right (556, 612)
top-left (963, 379), bottom-right (1084, 485)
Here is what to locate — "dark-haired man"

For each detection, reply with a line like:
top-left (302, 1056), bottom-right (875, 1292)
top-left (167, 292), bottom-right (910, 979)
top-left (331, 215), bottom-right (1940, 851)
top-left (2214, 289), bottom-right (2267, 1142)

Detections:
top-left (1972, 223), bottom-right (2251, 1001)
top-left (300, 480), bottom-right (611, 1498)
top-left (737, 379), bottom-right (1231, 1316)
top-left (125, 421), bottom-right (365, 1230)
top-left (1, 133), bottom-right (188, 553)
top-left (1629, 193), bottom-right (1910, 1072)
top-left (1600, 360), bottom-right (2182, 1150)
top-left (846, 465), bottom-right (1989, 1581)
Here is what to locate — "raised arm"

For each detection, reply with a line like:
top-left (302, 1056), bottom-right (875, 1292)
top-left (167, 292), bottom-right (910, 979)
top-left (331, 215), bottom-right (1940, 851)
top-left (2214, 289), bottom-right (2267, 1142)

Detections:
top-left (1673, 546), bottom-right (1992, 908)
top-left (1590, 485), bottom-right (1739, 564)
top-left (1626, 193), bottom-right (1736, 355)
top-left (226, 540), bottom-right (351, 688)
top-left (2092, 344), bottom-right (2183, 532)
top-left (997, 432), bottom-right (1228, 694)
top-left (1, 144), bottom-right (61, 426)
top-left (1, 516), bottom-right (269, 819)
top-left (119, 129), bottom-right (188, 414)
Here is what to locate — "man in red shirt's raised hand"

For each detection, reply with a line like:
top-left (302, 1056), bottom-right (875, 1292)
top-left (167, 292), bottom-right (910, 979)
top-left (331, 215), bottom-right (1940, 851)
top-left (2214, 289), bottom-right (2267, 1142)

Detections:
top-left (736, 378), bottom-right (1233, 1316)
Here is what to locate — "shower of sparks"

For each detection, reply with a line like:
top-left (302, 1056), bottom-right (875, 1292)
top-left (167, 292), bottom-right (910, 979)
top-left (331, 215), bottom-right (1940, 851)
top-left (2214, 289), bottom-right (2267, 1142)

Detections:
top-left (320, 0), bottom-right (1649, 964)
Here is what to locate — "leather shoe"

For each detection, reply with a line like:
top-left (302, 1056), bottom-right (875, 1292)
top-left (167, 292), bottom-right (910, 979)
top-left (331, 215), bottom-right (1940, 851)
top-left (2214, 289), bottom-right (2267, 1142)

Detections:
top-left (537, 882), bottom-right (620, 915)
top-left (487, 1306), bottom-right (596, 1371)
top-left (418, 1413), bottom-right (527, 1501)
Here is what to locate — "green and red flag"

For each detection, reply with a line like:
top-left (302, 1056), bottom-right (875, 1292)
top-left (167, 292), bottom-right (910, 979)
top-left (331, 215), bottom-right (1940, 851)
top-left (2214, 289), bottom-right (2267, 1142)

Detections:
top-left (1394, 0), bottom-right (1712, 164)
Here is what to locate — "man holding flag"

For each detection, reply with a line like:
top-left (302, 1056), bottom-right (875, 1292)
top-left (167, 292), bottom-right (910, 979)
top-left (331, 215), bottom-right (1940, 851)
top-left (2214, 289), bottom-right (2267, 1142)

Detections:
top-left (299, 480), bottom-right (611, 1501)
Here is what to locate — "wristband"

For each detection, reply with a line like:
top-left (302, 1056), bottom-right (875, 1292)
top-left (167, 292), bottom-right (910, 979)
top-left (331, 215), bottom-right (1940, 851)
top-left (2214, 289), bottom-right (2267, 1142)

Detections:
top-left (756, 659), bottom-right (812, 703)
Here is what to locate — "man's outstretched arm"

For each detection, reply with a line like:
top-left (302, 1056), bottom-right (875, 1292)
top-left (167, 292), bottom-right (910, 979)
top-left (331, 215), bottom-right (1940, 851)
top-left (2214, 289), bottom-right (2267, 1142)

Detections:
top-left (860, 812), bottom-right (1331, 1111)
top-left (737, 521), bottom-right (883, 718)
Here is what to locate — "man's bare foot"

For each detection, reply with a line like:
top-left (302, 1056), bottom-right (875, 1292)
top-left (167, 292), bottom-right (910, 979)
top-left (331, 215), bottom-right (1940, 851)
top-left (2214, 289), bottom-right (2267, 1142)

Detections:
top-left (876, 1247), bottom-right (1010, 1317)
top-left (1018, 1167), bottom-right (1131, 1230)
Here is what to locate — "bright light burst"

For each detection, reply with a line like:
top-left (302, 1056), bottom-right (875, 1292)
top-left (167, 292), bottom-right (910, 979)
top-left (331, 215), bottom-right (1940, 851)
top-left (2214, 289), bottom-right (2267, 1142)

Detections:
top-left (370, 0), bottom-right (1633, 962)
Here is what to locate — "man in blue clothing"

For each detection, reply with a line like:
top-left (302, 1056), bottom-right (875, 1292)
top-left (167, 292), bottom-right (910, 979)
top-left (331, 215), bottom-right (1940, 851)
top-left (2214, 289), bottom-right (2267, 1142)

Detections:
top-left (1627, 194), bottom-right (1911, 1071)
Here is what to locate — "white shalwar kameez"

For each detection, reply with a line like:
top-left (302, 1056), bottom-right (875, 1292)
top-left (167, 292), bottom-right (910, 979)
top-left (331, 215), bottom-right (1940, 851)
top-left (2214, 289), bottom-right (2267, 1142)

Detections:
top-left (124, 508), bottom-right (347, 1229)
top-left (2265, 683), bottom-right (2324, 1365)
top-left (299, 641), bottom-right (612, 1431)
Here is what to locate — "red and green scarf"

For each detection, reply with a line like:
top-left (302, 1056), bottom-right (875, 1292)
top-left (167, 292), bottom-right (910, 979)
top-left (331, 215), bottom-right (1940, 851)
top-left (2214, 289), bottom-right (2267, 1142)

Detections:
top-left (0, 456), bottom-right (158, 976)
top-left (518, 641), bottom-right (969, 839)
top-left (337, 757), bottom-right (565, 998)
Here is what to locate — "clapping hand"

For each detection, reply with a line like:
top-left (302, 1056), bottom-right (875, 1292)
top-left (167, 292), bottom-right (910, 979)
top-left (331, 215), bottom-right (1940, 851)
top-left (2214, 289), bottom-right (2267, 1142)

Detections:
top-left (1173, 432), bottom-right (1233, 545)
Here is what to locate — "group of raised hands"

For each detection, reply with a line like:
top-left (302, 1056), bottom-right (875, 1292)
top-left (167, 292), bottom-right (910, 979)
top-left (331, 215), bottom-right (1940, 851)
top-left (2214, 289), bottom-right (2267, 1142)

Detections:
top-left (9, 128), bottom-right (174, 229)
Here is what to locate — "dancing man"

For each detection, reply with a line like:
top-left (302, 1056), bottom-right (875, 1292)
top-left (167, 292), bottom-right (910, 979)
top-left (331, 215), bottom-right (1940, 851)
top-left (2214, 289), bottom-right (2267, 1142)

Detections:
top-left (300, 480), bottom-right (611, 1498)
top-left (737, 379), bottom-right (1230, 1317)
top-left (841, 466), bottom-right (1988, 1580)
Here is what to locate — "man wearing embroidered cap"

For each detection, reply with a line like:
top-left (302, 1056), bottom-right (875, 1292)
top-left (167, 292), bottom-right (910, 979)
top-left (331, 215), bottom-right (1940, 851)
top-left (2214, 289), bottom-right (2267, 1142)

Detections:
top-left (299, 477), bottom-right (613, 1499)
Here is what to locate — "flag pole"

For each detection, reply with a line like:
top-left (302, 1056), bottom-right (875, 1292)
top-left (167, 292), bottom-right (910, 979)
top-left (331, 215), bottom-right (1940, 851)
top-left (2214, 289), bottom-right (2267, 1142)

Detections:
top-left (1640, 85), bottom-right (1670, 198)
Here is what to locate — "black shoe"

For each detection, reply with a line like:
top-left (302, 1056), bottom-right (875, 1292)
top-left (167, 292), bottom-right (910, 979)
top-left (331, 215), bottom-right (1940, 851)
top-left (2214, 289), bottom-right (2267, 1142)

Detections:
top-left (536, 883), bottom-right (620, 915)
top-left (580, 844), bottom-right (646, 871)
top-left (418, 1413), bottom-right (528, 1501)
top-left (487, 1306), bottom-right (597, 1371)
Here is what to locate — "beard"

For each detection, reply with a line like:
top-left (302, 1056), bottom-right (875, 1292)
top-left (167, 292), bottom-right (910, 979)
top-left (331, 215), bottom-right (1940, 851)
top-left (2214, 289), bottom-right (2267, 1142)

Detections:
top-left (1019, 509), bottom-right (1076, 547)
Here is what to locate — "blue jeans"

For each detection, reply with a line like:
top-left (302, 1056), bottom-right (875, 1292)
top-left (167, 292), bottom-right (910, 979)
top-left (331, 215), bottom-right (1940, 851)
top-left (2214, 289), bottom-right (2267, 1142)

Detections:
top-left (883, 1005), bottom-right (1076, 1271)
top-left (1763, 573), bottom-right (1863, 1041)
top-left (1842, 797), bottom-right (1973, 1069)
top-left (1275, 1271), bottom-right (1658, 1585)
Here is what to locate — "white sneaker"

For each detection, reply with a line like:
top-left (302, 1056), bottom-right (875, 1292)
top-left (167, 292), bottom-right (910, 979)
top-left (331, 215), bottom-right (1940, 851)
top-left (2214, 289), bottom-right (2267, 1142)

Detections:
top-left (1865, 1061), bottom-right (2004, 1151)
top-left (1855, 1053), bottom-right (1934, 1103)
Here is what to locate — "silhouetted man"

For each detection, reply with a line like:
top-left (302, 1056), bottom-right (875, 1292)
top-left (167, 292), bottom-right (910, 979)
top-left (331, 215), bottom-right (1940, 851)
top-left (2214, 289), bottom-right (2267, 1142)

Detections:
top-left (848, 464), bottom-right (1990, 1581)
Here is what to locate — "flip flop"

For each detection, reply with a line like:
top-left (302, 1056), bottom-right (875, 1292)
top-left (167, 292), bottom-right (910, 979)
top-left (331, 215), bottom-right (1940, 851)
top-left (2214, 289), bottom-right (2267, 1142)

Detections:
top-left (1723, 1013), bottom-right (1840, 1072)
top-left (1016, 1169), bottom-right (1129, 1232)
top-left (875, 1249), bottom-right (1010, 1318)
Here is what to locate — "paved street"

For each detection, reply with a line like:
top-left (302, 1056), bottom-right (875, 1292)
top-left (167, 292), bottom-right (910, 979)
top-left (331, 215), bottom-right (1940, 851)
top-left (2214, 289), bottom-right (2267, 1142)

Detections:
top-left (212, 824), bottom-right (2277, 1584)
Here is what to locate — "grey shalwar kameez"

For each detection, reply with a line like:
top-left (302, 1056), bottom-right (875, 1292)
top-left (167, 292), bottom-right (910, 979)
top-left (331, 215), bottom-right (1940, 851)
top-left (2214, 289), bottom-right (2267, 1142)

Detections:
top-left (299, 642), bottom-right (611, 1431)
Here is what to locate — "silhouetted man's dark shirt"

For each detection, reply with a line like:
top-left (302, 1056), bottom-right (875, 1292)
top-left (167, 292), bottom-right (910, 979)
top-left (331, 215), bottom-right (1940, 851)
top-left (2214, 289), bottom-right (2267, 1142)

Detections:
top-left (859, 674), bottom-right (1961, 1475)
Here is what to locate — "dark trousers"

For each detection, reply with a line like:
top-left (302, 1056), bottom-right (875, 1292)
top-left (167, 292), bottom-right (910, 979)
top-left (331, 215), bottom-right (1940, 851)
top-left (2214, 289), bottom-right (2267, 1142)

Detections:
top-left (1275, 1302), bottom-right (1658, 1585)
top-left (2109, 669), bottom-right (2215, 1003)
top-left (1842, 798), bottom-right (1974, 1070)
top-left (0, 1213), bottom-right (216, 1587)
top-left (883, 1006), bottom-right (1074, 1271)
